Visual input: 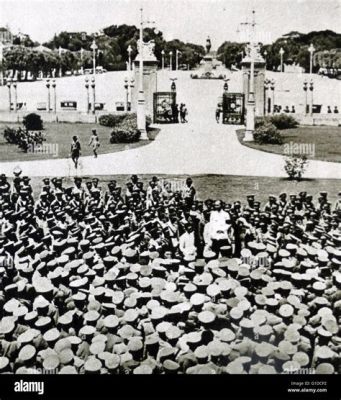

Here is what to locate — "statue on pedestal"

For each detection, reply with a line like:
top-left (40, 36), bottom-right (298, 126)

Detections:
top-left (135, 39), bottom-right (157, 62)
top-left (206, 36), bottom-right (212, 54)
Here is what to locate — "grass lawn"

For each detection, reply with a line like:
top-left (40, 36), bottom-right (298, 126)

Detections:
top-left (237, 126), bottom-right (341, 163)
top-left (14, 174), bottom-right (341, 205)
top-left (0, 122), bottom-right (158, 162)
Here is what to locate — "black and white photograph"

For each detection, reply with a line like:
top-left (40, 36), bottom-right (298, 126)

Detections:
top-left (0, 0), bottom-right (340, 399)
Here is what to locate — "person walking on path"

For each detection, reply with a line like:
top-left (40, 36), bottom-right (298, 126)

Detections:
top-left (70, 135), bottom-right (81, 169)
top-left (180, 103), bottom-right (188, 123)
top-left (88, 129), bottom-right (100, 158)
top-left (216, 105), bottom-right (222, 123)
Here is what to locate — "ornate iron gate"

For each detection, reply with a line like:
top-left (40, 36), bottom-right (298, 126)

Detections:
top-left (222, 93), bottom-right (245, 125)
top-left (153, 92), bottom-right (176, 123)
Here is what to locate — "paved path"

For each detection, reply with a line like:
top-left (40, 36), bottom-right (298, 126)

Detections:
top-left (0, 73), bottom-right (340, 179)
top-left (0, 118), bottom-right (340, 179)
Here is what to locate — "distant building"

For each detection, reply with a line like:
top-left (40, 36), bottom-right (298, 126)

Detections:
top-left (68, 31), bottom-right (87, 39)
top-left (0, 27), bottom-right (13, 45)
top-left (314, 49), bottom-right (341, 69)
top-left (16, 32), bottom-right (30, 43)
top-left (34, 45), bottom-right (53, 53)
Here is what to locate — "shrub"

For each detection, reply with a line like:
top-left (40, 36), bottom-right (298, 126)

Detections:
top-left (23, 113), bottom-right (43, 131)
top-left (3, 127), bottom-right (18, 144)
top-left (254, 122), bottom-right (283, 145)
top-left (269, 114), bottom-right (298, 130)
top-left (284, 155), bottom-right (309, 180)
top-left (255, 116), bottom-right (269, 129)
top-left (98, 114), bottom-right (126, 128)
top-left (110, 127), bottom-right (140, 143)
top-left (100, 113), bottom-right (152, 131)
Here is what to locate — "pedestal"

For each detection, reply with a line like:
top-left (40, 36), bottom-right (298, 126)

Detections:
top-left (241, 58), bottom-right (265, 117)
top-left (137, 90), bottom-right (147, 140)
top-left (244, 97), bottom-right (255, 142)
top-left (132, 60), bottom-right (158, 118)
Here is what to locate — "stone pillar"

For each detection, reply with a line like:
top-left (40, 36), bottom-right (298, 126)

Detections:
top-left (132, 60), bottom-right (158, 117)
top-left (241, 52), bottom-right (266, 117)
top-left (131, 41), bottom-right (158, 118)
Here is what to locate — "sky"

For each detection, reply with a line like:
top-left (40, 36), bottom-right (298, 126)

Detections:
top-left (0, 0), bottom-right (340, 46)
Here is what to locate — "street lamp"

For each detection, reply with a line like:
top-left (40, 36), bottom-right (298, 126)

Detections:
top-left (127, 45), bottom-right (133, 71)
top-left (128, 77), bottom-right (135, 111)
top-left (169, 51), bottom-right (173, 71)
top-left (263, 50), bottom-right (267, 69)
top-left (161, 50), bottom-right (165, 70)
top-left (170, 78), bottom-right (177, 92)
top-left (91, 76), bottom-right (96, 114)
top-left (52, 79), bottom-right (57, 113)
top-left (85, 77), bottom-right (90, 113)
top-left (270, 79), bottom-right (275, 115)
top-left (80, 48), bottom-right (84, 75)
top-left (303, 80), bottom-right (308, 115)
top-left (243, 9), bottom-right (257, 142)
top-left (90, 40), bottom-right (98, 76)
top-left (279, 47), bottom-right (285, 73)
top-left (0, 42), bottom-right (4, 86)
top-left (264, 78), bottom-right (271, 115)
top-left (176, 49), bottom-right (181, 71)
top-left (309, 79), bottom-right (314, 117)
top-left (137, 7), bottom-right (157, 140)
top-left (124, 77), bottom-right (129, 111)
top-left (46, 79), bottom-right (51, 113)
top-left (223, 78), bottom-right (229, 93)
top-left (6, 78), bottom-right (12, 112)
top-left (58, 46), bottom-right (62, 78)
top-left (244, 44), bottom-right (256, 141)
top-left (308, 43), bottom-right (315, 75)
top-left (12, 79), bottom-right (17, 113)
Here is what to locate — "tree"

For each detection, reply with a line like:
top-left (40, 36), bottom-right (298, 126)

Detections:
top-left (217, 42), bottom-right (245, 69)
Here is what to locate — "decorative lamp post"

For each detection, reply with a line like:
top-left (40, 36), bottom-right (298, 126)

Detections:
top-left (161, 50), bottom-right (165, 70)
top-left (124, 77), bottom-right (129, 111)
top-left (170, 78), bottom-right (177, 92)
top-left (176, 49), bottom-right (181, 71)
top-left (303, 80), bottom-right (308, 115)
top-left (308, 43), bottom-right (315, 75)
top-left (136, 7), bottom-right (157, 140)
top-left (52, 79), bottom-right (57, 113)
top-left (90, 40), bottom-right (98, 76)
top-left (7, 78), bottom-right (12, 111)
top-left (223, 79), bottom-right (229, 93)
top-left (46, 79), bottom-right (51, 113)
top-left (128, 77), bottom-right (135, 111)
top-left (263, 50), bottom-right (267, 69)
top-left (80, 48), bottom-right (84, 74)
top-left (264, 78), bottom-right (271, 115)
top-left (91, 76), bottom-right (96, 114)
top-left (85, 77), bottom-right (90, 113)
top-left (309, 80), bottom-right (314, 117)
top-left (169, 51), bottom-right (173, 71)
top-left (58, 46), bottom-right (62, 78)
top-left (243, 10), bottom-right (257, 142)
top-left (0, 42), bottom-right (4, 86)
top-left (12, 79), bottom-right (17, 113)
top-left (270, 79), bottom-right (275, 115)
top-left (127, 45), bottom-right (133, 71)
top-left (279, 47), bottom-right (285, 73)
